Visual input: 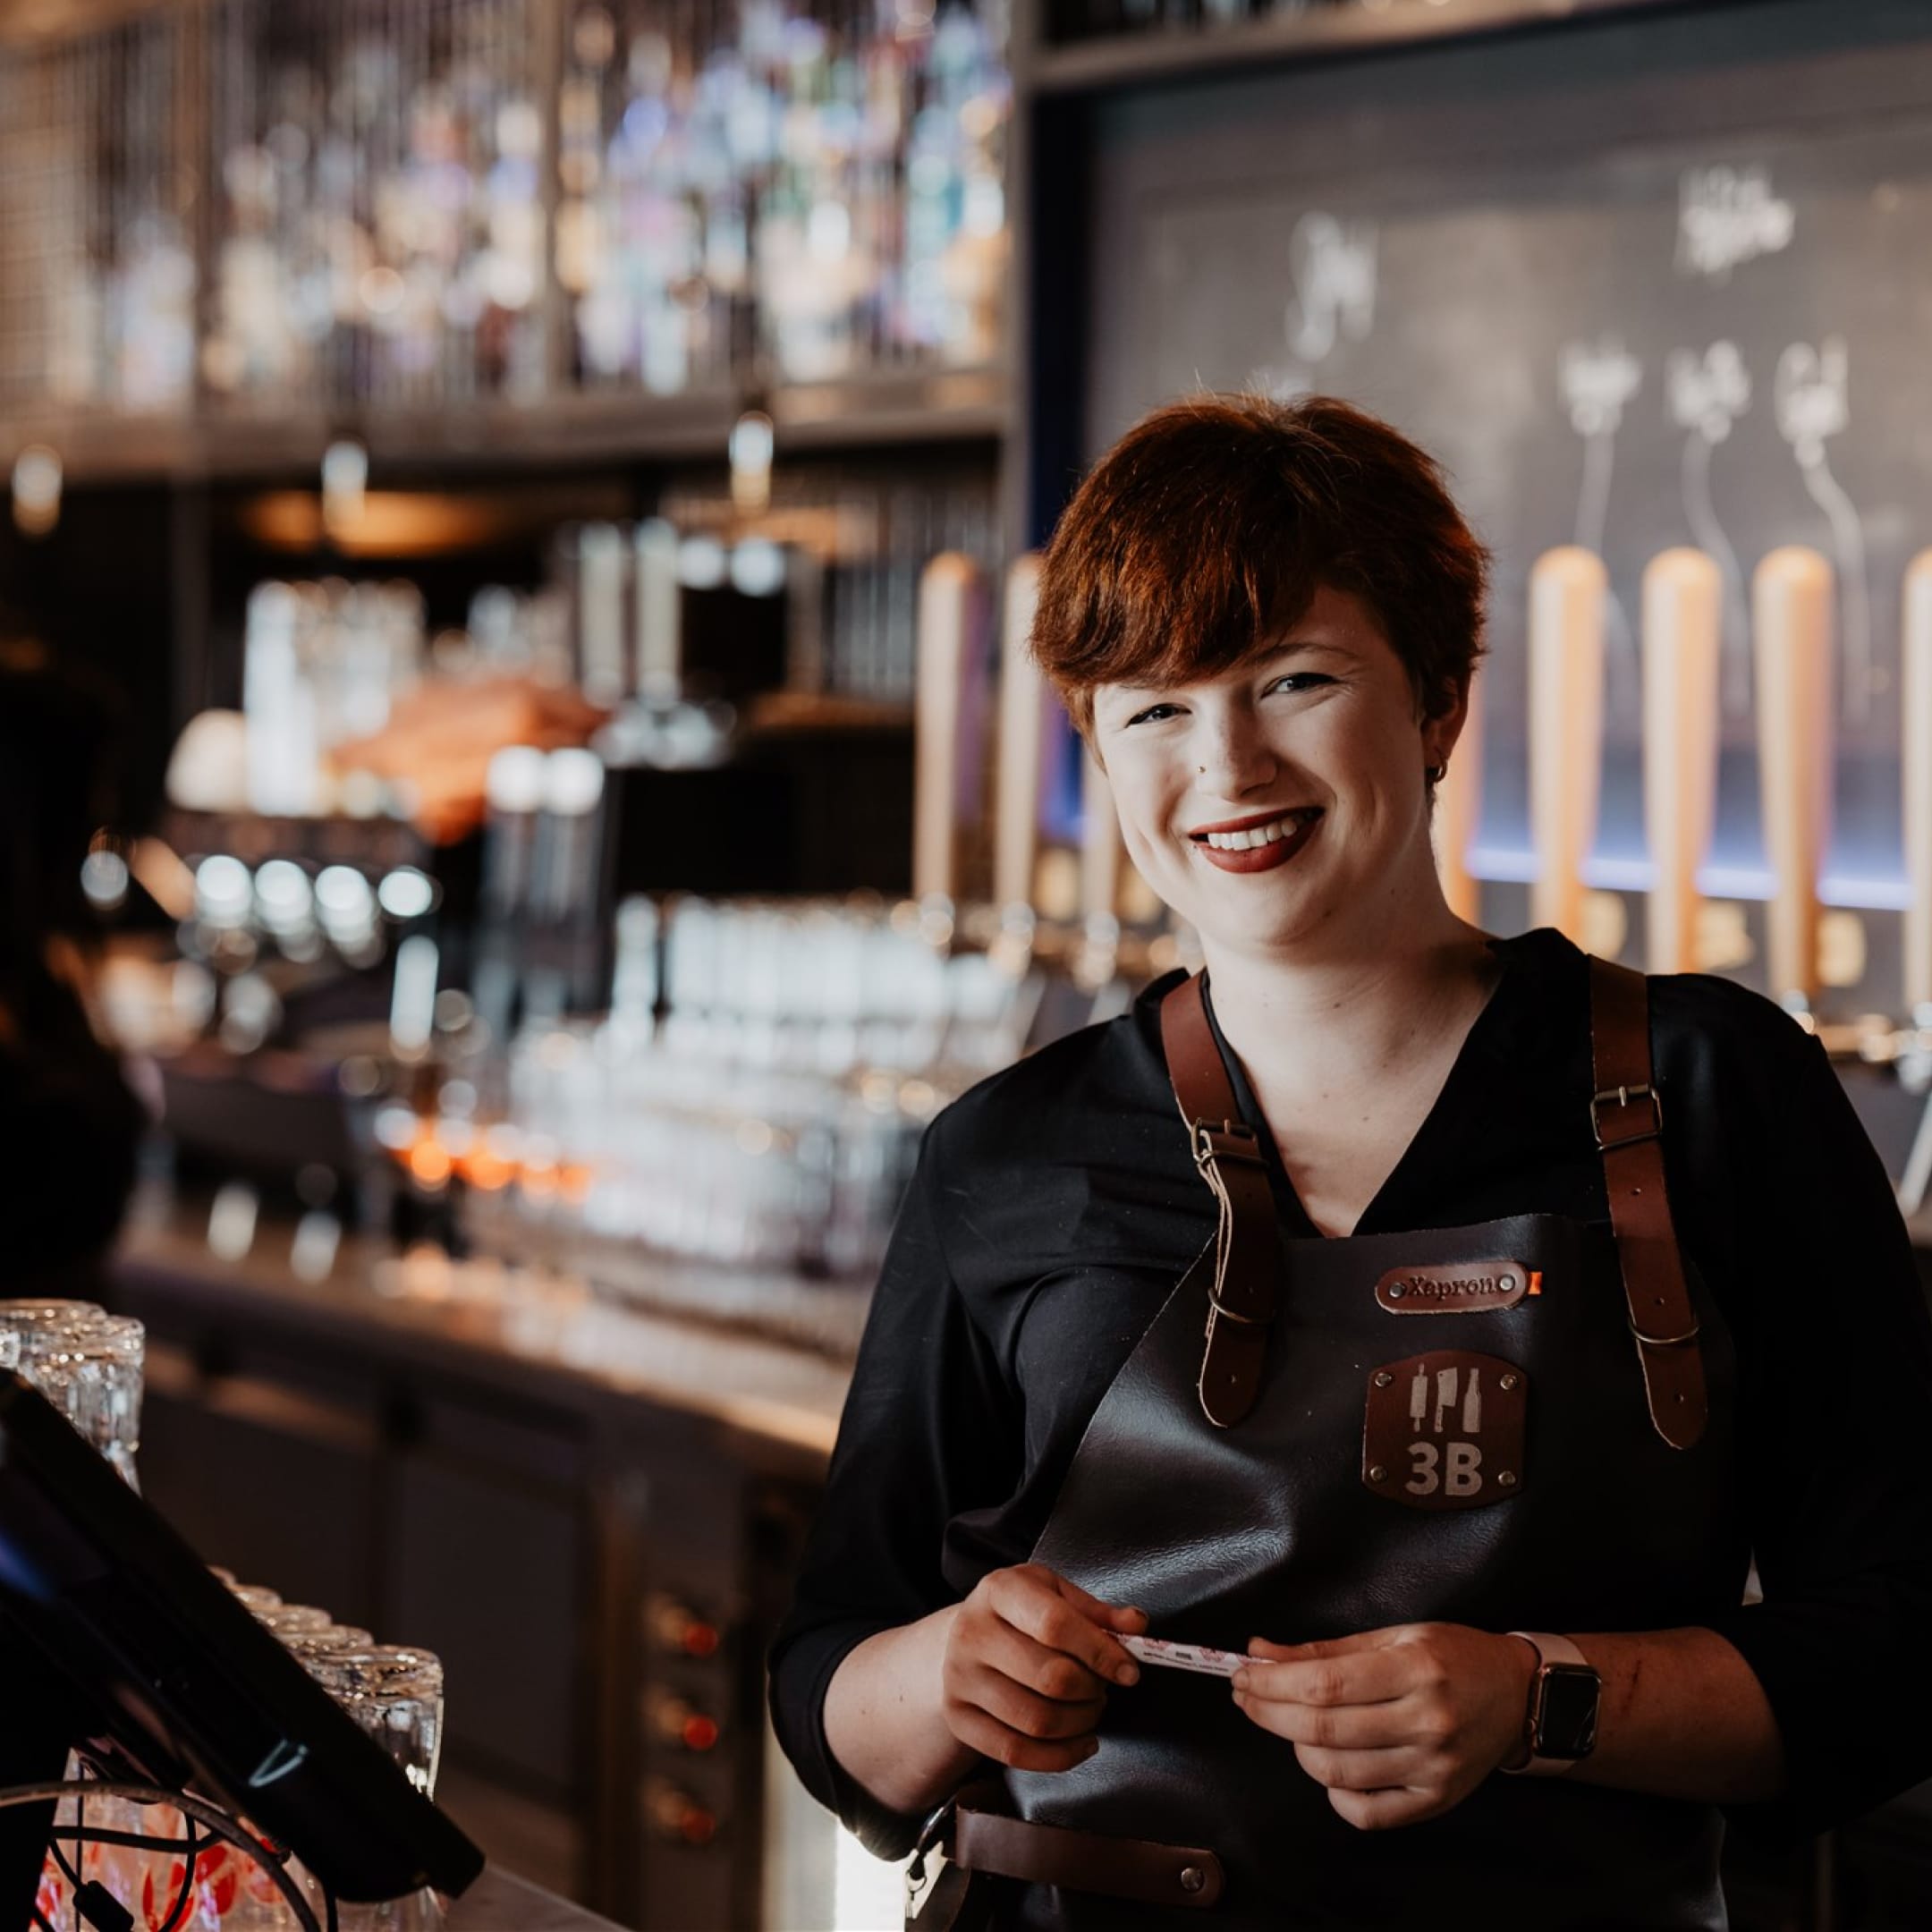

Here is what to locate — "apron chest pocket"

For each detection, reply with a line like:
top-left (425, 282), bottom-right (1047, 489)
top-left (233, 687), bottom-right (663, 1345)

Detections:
top-left (1362, 1352), bottom-right (1528, 1509)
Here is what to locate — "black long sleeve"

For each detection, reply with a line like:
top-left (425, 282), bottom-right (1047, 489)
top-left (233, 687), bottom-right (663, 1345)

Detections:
top-left (765, 1136), bottom-right (1022, 1856)
top-left (1683, 997), bottom-right (1932, 1834)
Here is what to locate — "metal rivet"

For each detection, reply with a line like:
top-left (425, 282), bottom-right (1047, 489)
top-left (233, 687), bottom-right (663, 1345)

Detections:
top-left (1497, 1470), bottom-right (1517, 1487)
top-left (1179, 1867), bottom-right (1205, 1894)
top-left (1387, 1284), bottom-right (1405, 1298)
top-left (1368, 1465), bottom-right (1388, 1482)
top-left (1499, 1374), bottom-right (1519, 1392)
top-left (1373, 1371), bottom-right (1393, 1387)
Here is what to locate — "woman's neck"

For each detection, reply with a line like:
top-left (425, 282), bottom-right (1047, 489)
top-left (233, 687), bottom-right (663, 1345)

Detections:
top-left (1201, 905), bottom-right (1498, 1102)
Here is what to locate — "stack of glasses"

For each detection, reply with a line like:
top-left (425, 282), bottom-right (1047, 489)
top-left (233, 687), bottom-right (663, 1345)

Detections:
top-left (219, 1574), bottom-right (445, 1805)
top-left (209, 1574), bottom-right (448, 1927)
top-left (0, 1297), bottom-right (144, 1487)
top-left (4, 1301), bottom-right (448, 1928)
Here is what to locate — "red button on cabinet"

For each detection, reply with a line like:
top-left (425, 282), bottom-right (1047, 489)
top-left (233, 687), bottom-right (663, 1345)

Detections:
top-left (645, 1777), bottom-right (718, 1847)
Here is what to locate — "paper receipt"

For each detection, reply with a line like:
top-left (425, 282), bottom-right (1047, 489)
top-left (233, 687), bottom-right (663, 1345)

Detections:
top-left (1118, 1634), bottom-right (1244, 1678)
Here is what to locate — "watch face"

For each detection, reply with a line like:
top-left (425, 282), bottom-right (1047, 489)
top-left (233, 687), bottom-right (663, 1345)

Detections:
top-left (1538, 1665), bottom-right (1600, 1760)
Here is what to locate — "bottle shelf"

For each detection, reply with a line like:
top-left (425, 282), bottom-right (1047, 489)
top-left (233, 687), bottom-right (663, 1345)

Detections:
top-left (1029, 0), bottom-right (1696, 97)
top-left (0, 0), bottom-right (1011, 485)
top-left (0, 367), bottom-right (1008, 487)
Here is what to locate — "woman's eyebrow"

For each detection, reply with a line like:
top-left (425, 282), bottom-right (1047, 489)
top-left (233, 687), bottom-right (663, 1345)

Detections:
top-left (1252, 636), bottom-right (1352, 668)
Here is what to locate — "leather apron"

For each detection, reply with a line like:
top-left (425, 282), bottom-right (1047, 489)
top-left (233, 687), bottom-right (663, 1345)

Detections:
top-left (987, 962), bottom-right (1749, 1931)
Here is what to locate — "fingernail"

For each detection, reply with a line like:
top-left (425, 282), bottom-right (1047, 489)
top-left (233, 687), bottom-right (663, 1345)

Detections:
top-left (1231, 1669), bottom-right (1250, 1692)
top-left (1117, 1664), bottom-right (1140, 1686)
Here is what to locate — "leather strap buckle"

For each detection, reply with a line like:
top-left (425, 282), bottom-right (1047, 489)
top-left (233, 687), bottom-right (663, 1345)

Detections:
top-left (1630, 1312), bottom-right (1701, 1348)
top-left (1590, 1082), bottom-right (1663, 1150)
top-left (1208, 1285), bottom-right (1271, 1326)
top-left (1192, 1119), bottom-right (1263, 1169)
top-left (904, 1801), bottom-right (956, 1923)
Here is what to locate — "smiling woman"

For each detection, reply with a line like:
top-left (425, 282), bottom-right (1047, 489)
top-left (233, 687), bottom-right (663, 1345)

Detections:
top-left (1030, 394), bottom-right (1488, 741)
top-left (767, 392), bottom-right (1932, 1932)
top-left (1037, 397), bottom-right (1487, 964)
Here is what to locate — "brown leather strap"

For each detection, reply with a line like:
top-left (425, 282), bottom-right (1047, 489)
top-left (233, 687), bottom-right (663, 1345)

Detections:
top-left (953, 1798), bottom-right (1224, 1911)
top-left (1160, 961), bottom-right (1709, 1450)
top-left (1159, 973), bottom-right (1278, 1428)
top-left (1589, 955), bottom-right (1707, 1450)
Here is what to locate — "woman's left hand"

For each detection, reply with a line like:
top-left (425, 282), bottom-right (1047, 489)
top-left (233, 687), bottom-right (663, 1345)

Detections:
top-left (1232, 1623), bottom-right (1538, 1830)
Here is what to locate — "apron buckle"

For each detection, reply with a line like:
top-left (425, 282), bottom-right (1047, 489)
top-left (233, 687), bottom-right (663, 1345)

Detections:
top-left (1591, 1083), bottom-right (1663, 1150)
top-left (905, 1801), bottom-right (957, 1922)
top-left (1192, 1119), bottom-right (1262, 1169)
top-left (1630, 1312), bottom-right (1701, 1347)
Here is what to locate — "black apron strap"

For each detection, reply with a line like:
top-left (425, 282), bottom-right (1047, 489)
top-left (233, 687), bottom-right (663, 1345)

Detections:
top-left (1588, 955), bottom-right (1708, 1449)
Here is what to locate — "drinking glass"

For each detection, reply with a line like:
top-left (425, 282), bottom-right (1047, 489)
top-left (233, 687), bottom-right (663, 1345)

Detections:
top-left (0, 1303), bottom-right (144, 1487)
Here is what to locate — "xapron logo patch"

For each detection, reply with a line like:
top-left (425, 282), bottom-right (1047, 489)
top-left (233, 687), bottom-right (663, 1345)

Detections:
top-left (1362, 1352), bottom-right (1527, 1511)
top-left (1374, 1259), bottom-right (1535, 1314)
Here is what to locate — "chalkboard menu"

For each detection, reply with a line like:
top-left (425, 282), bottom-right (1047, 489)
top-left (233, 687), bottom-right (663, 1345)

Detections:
top-left (1072, 0), bottom-right (1932, 1002)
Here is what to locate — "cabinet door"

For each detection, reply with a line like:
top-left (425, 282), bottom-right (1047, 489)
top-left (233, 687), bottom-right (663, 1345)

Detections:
top-left (384, 1395), bottom-right (588, 1799)
top-left (139, 1351), bottom-right (379, 1622)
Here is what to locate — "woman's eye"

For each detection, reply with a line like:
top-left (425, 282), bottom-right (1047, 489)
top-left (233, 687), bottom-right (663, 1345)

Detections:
top-left (1124, 702), bottom-right (1182, 726)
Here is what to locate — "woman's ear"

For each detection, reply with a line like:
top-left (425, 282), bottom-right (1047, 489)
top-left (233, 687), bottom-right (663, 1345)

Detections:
top-left (1420, 674), bottom-right (1471, 770)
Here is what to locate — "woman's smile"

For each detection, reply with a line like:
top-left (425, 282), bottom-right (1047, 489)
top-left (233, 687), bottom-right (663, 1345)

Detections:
top-left (1188, 806), bottom-right (1326, 874)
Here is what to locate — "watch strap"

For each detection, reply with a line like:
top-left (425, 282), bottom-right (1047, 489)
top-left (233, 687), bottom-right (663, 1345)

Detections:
top-left (1500, 1631), bottom-right (1596, 1777)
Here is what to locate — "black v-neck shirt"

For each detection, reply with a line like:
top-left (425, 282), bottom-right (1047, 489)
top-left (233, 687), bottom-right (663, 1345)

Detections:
top-left (768, 928), bottom-right (1932, 1857)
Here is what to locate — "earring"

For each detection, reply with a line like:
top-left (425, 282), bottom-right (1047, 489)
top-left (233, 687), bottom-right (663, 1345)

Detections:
top-left (1198, 765), bottom-right (1207, 775)
top-left (1425, 762), bottom-right (1447, 784)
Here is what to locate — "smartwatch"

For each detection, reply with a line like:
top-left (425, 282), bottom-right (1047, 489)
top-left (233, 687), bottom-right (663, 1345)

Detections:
top-left (1499, 1631), bottom-right (1599, 1776)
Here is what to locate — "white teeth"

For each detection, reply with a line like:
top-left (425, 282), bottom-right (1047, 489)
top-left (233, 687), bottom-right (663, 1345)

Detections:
top-left (1203, 814), bottom-right (1303, 851)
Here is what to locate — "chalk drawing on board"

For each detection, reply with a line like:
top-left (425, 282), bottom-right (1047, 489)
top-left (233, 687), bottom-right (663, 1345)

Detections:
top-left (1675, 165), bottom-right (1795, 284)
top-left (1561, 337), bottom-right (1642, 688)
top-left (1284, 213), bottom-right (1377, 365)
top-left (1667, 340), bottom-right (1753, 716)
top-left (1775, 335), bottom-right (1875, 722)
top-left (1561, 335), bottom-right (1642, 555)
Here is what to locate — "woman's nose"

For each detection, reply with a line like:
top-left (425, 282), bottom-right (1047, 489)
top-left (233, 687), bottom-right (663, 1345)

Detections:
top-left (1191, 716), bottom-right (1278, 796)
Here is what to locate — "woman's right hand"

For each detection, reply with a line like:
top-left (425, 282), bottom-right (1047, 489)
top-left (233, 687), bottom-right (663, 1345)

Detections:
top-left (939, 1563), bottom-right (1148, 1772)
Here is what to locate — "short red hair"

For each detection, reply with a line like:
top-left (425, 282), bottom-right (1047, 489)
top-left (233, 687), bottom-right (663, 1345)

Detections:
top-left (1030, 393), bottom-right (1489, 739)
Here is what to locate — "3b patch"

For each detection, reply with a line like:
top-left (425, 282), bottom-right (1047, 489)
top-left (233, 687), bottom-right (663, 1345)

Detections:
top-left (1362, 1352), bottom-right (1526, 1511)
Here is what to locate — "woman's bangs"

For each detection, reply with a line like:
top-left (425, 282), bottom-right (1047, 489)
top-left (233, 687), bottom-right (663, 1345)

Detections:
top-left (1094, 537), bottom-right (1320, 694)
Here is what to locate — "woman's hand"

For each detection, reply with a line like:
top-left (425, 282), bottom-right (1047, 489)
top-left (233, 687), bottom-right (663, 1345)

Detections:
top-left (939, 1563), bottom-right (1148, 1773)
top-left (1232, 1623), bottom-right (1537, 1829)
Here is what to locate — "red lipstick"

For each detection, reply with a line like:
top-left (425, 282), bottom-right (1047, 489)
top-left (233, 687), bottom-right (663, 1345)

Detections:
top-left (1191, 810), bottom-right (1323, 874)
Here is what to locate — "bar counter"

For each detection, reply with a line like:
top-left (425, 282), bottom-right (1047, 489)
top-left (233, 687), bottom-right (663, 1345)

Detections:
top-left (113, 1189), bottom-right (856, 1471)
top-left (106, 1191), bottom-right (860, 1931)
top-left (450, 1867), bottom-right (624, 1929)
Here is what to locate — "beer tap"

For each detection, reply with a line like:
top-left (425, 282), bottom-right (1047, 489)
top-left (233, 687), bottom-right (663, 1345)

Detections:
top-left (1528, 547), bottom-right (1607, 945)
top-left (1641, 548), bottom-right (1722, 975)
top-left (1752, 547), bottom-right (1835, 1012)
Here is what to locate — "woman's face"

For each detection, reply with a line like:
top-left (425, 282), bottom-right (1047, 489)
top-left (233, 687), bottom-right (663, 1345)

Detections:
top-left (1089, 583), bottom-right (1463, 962)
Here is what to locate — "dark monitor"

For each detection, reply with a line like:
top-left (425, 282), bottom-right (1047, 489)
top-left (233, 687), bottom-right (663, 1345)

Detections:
top-left (0, 1369), bottom-right (484, 1923)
